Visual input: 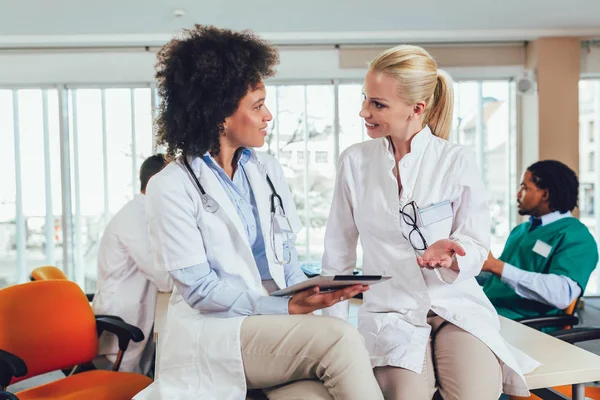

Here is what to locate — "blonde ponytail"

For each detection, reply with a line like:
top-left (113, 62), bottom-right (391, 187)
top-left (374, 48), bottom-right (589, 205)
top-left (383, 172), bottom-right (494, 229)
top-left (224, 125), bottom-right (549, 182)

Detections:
top-left (369, 45), bottom-right (455, 140)
top-left (423, 70), bottom-right (454, 140)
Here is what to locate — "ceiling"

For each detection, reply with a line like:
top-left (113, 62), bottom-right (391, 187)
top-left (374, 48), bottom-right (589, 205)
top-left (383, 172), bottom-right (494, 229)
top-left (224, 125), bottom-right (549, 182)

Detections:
top-left (1, 0), bottom-right (599, 46)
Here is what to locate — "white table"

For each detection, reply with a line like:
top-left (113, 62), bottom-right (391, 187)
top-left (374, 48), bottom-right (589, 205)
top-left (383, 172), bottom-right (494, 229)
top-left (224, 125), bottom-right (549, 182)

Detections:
top-left (499, 316), bottom-right (600, 400)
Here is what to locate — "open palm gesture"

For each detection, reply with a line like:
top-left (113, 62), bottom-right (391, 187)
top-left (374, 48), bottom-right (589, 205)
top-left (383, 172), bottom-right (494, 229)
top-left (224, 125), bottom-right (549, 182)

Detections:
top-left (416, 239), bottom-right (466, 270)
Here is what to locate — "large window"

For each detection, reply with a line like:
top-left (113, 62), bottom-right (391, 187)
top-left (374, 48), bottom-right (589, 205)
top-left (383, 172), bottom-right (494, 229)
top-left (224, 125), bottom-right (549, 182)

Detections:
top-left (0, 89), bottom-right (61, 288)
top-left (67, 87), bottom-right (154, 291)
top-left (2, 79), bottom-right (517, 289)
top-left (579, 79), bottom-right (600, 295)
top-left (261, 84), bottom-right (339, 272)
top-left (0, 86), bottom-right (154, 292)
top-left (451, 81), bottom-right (517, 256)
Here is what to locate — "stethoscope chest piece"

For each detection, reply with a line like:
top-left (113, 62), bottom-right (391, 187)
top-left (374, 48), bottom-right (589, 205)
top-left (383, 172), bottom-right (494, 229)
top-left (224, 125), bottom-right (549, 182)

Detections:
top-left (201, 193), bottom-right (219, 213)
top-left (182, 156), bottom-right (220, 214)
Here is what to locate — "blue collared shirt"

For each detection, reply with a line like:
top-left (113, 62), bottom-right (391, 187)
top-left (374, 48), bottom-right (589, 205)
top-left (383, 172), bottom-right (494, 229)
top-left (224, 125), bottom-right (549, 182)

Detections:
top-left (204, 149), bottom-right (273, 280)
top-left (169, 149), bottom-right (306, 317)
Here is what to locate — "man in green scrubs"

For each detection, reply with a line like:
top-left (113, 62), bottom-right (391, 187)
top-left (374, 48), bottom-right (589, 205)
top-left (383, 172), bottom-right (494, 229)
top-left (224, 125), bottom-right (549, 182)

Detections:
top-left (481, 160), bottom-right (598, 320)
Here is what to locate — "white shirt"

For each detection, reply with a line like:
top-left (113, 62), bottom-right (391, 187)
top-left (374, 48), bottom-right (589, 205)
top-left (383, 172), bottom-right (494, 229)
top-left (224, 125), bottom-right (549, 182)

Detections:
top-left (92, 194), bottom-right (173, 375)
top-left (322, 126), bottom-right (537, 397)
top-left (500, 211), bottom-right (581, 310)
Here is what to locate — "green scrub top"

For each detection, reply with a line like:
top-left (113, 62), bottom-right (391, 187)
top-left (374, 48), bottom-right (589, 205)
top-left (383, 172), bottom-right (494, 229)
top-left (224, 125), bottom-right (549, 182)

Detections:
top-left (483, 217), bottom-right (598, 320)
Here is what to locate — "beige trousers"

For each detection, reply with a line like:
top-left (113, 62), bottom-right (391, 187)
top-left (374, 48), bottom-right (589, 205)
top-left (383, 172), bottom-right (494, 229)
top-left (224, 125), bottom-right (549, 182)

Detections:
top-left (240, 314), bottom-right (384, 400)
top-left (373, 315), bottom-right (503, 400)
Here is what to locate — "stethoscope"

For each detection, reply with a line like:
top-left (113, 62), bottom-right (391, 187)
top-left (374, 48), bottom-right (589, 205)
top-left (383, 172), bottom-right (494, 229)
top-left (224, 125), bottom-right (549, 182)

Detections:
top-left (182, 156), bottom-right (293, 265)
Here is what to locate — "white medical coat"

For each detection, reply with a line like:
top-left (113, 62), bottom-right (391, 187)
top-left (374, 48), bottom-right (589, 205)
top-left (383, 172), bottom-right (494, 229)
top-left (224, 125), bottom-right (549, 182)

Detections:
top-left (93, 194), bottom-right (173, 375)
top-left (322, 127), bottom-right (539, 397)
top-left (133, 152), bottom-right (302, 400)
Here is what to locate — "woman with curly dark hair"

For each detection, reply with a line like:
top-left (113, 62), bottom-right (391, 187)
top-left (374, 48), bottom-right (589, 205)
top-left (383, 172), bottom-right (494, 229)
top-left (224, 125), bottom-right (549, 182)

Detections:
top-left (133, 25), bottom-right (383, 400)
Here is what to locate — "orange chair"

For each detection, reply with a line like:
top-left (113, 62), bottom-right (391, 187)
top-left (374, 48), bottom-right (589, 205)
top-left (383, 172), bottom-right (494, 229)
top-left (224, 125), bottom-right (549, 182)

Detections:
top-left (564, 297), bottom-right (579, 318)
top-left (30, 266), bottom-right (95, 302)
top-left (30, 265), bottom-right (126, 323)
top-left (30, 265), bottom-right (126, 376)
top-left (512, 386), bottom-right (600, 400)
top-left (517, 297), bottom-right (580, 331)
top-left (0, 280), bottom-right (152, 399)
top-left (29, 266), bottom-right (68, 281)
top-left (512, 387), bottom-right (600, 400)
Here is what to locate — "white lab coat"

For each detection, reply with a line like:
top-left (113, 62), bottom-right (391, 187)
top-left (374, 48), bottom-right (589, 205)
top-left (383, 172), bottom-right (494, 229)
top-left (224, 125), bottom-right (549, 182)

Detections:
top-left (133, 152), bottom-right (302, 400)
top-left (322, 127), bottom-right (539, 397)
top-left (93, 194), bottom-right (173, 375)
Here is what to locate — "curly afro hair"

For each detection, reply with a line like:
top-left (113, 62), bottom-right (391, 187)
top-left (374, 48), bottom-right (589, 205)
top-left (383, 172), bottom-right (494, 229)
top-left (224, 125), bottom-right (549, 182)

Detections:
top-left (528, 160), bottom-right (579, 213)
top-left (154, 25), bottom-right (279, 159)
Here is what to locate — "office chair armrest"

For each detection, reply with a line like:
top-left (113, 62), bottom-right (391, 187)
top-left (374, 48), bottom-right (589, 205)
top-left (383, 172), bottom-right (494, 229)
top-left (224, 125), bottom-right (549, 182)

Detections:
top-left (516, 315), bottom-right (579, 330)
top-left (549, 327), bottom-right (600, 345)
top-left (95, 317), bottom-right (145, 353)
top-left (95, 315), bottom-right (124, 322)
top-left (0, 391), bottom-right (19, 400)
top-left (0, 350), bottom-right (27, 389)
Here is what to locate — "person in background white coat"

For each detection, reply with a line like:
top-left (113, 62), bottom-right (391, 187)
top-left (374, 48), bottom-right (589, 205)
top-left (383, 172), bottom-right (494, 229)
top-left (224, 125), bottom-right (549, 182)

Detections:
top-left (322, 45), bottom-right (539, 400)
top-left (93, 154), bottom-right (173, 376)
top-left (133, 25), bottom-right (383, 400)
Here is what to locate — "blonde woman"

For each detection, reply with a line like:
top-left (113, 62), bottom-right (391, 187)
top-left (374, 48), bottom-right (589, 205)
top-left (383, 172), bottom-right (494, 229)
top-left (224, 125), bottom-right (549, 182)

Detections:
top-left (322, 45), bottom-right (538, 400)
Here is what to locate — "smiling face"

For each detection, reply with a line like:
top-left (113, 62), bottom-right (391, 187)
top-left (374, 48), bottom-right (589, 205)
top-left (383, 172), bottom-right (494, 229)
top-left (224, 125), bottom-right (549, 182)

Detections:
top-left (359, 69), bottom-right (426, 140)
top-left (223, 82), bottom-right (272, 149)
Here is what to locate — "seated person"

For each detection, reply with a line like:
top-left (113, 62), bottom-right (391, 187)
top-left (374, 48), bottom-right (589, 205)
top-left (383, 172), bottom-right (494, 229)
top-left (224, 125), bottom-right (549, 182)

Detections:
top-left (134, 25), bottom-right (382, 400)
top-left (92, 154), bottom-right (173, 376)
top-left (482, 160), bottom-right (598, 320)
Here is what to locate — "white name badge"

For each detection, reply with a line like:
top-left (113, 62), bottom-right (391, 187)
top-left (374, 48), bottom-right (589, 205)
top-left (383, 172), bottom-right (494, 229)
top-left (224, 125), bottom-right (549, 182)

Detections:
top-left (532, 240), bottom-right (552, 258)
top-left (274, 214), bottom-right (293, 234)
top-left (418, 200), bottom-right (453, 227)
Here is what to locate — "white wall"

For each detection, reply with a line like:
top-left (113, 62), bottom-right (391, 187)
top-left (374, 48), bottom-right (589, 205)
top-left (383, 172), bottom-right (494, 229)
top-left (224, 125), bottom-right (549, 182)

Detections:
top-left (0, 47), bottom-right (360, 86)
top-left (0, 45), bottom-right (529, 87)
top-left (1, 43), bottom-right (596, 87)
top-left (0, 50), bottom-right (157, 86)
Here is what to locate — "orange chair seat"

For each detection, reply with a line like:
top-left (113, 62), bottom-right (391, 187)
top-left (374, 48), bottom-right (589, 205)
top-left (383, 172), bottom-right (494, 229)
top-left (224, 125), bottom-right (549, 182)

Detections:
top-left (15, 370), bottom-right (152, 400)
top-left (555, 384), bottom-right (600, 399)
top-left (511, 384), bottom-right (600, 400)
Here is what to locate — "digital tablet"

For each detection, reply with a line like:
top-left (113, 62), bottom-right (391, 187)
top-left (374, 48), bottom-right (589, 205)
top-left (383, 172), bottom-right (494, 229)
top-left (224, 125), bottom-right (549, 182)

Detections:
top-left (270, 275), bottom-right (392, 297)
